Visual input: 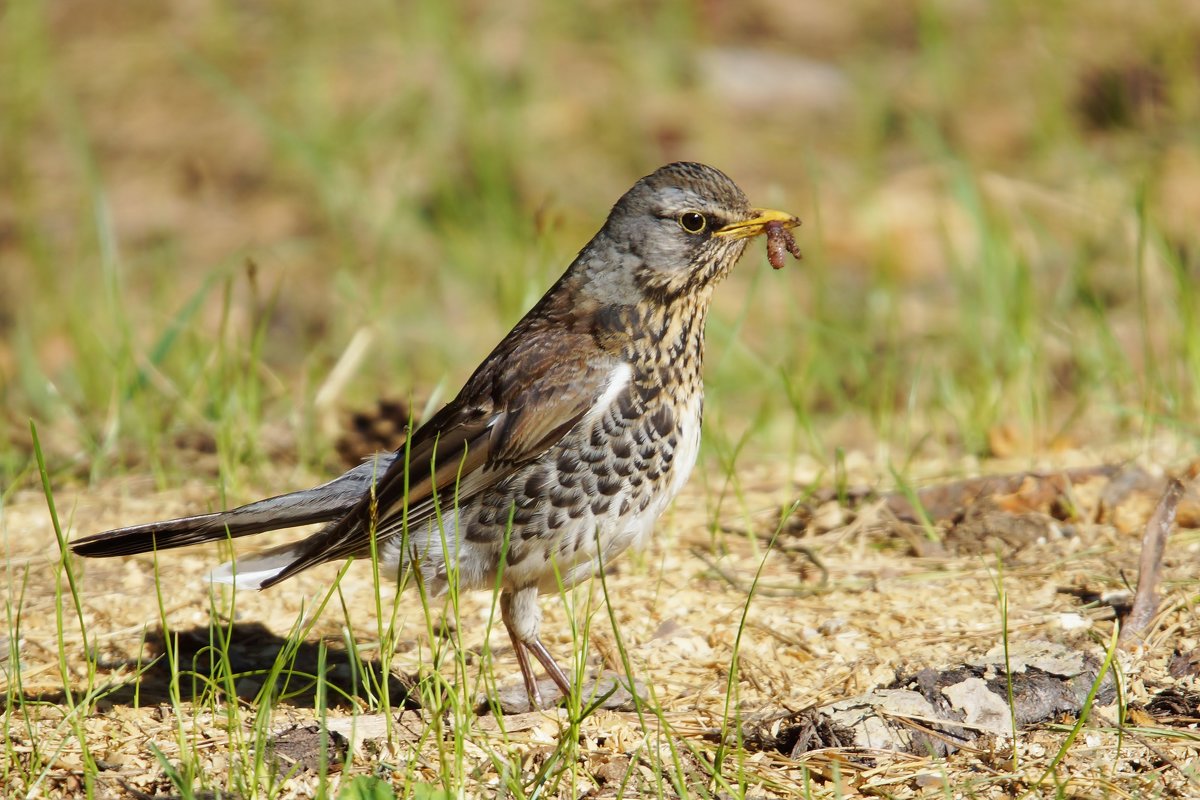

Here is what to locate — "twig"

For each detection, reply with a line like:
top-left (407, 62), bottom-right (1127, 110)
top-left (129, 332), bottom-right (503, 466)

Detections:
top-left (1094, 708), bottom-right (1200, 788)
top-left (1119, 479), bottom-right (1184, 647)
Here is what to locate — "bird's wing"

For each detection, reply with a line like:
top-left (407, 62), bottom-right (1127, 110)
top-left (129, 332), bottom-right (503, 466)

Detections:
top-left (258, 335), bottom-right (627, 587)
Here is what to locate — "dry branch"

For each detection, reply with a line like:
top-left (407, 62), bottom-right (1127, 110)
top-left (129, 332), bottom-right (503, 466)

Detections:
top-left (1120, 478), bottom-right (1185, 647)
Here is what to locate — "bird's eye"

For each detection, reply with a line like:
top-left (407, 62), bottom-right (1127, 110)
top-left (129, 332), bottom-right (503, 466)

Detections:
top-left (678, 211), bottom-right (708, 234)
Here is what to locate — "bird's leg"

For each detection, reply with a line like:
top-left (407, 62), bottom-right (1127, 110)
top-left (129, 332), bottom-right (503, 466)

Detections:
top-left (504, 625), bottom-right (543, 709)
top-left (524, 637), bottom-right (572, 698)
top-left (500, 587), bottom-right (572, 708)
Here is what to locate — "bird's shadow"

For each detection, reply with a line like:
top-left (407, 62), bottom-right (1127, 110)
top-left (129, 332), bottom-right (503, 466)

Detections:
top-left (15, 622), bottom-right (420, 712)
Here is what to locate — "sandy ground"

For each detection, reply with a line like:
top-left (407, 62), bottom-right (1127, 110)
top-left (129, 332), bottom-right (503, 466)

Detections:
top-left (5, 444), bottom-right (1200, 798)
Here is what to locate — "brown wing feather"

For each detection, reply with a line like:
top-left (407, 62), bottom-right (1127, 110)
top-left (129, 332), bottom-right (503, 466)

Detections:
top-left (259, 327), bottom-right (624, 587)
top-left (488, 348), bottom-right (610, 466)
top-left (258, 408), bottom-right (492, 585)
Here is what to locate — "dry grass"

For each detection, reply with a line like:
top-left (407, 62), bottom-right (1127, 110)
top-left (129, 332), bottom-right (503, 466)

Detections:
top-left (6, 442), bottom-right (1200, 797)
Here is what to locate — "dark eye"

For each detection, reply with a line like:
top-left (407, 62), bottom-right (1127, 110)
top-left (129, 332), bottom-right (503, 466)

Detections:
top-left (678, 211), bottom-right (707, 234)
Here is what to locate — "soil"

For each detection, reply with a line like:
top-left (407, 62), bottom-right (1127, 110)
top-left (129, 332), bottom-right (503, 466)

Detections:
top-left (5, 444), bottom-right (1200, 797)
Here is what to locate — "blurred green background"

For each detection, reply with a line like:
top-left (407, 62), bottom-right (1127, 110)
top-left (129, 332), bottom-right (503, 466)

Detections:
top-left (2, 0), bottom-right (1198, 492)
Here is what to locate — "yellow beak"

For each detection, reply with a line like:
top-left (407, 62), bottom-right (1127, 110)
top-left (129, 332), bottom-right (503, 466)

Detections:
top-left (713, 208), bottom-right (801, 240)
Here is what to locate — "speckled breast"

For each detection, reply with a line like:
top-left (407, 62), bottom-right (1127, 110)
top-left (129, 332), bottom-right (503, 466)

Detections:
top-left (462, 366), bottom-right (702, 591)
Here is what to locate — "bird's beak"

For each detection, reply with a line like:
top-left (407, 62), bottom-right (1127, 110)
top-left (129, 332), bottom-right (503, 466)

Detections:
top-left (713, 208), bottom-right (801, 240)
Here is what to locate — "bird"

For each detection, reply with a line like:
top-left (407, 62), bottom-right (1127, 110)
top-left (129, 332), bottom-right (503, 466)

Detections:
top-left (70, 161), bottom-right (802, 708)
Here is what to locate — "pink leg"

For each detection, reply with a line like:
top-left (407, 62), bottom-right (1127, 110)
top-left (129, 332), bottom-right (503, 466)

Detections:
top-left (504, 621), bottom-right (544, 708)
top-left (500, 589), bottom-right (572, 708)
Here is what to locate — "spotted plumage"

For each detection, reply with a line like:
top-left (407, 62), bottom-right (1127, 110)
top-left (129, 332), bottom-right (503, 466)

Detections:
top-left (70, 162), bottom-right (801, 707)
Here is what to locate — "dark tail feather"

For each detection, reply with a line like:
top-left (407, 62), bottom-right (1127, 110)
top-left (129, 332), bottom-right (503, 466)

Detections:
top-left (70, 454), bottom-right (396, 558)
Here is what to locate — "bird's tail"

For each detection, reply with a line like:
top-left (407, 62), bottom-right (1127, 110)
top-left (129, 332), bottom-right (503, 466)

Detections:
top-left (69, 454), bottom-right (395, 559)
top-left (207, 541), bottom-right (305, 589)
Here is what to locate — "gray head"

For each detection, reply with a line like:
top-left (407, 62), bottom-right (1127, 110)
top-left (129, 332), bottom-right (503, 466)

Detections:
top-left (574, 162), bottom-right (798, 304)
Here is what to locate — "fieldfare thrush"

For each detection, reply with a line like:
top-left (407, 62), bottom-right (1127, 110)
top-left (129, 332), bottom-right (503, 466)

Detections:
top-left (71, 161), bottom-right (802, 707)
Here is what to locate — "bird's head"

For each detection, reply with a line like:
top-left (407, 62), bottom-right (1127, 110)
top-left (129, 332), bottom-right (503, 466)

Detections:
top-left (577, 162), bottom-right (799, 305)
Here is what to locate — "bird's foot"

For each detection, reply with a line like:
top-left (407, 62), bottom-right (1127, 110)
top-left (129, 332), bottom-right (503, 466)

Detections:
top-left (481, 670), bottom-right (644, 716)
